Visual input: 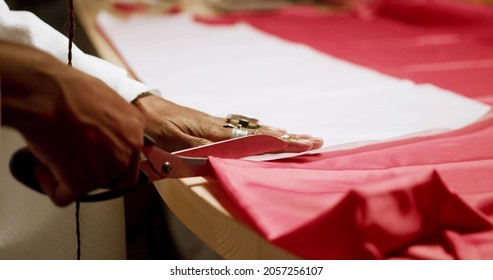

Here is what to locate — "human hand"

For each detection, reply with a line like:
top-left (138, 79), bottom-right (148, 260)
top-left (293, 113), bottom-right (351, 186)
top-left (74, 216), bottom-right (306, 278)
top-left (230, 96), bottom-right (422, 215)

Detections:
top-left (132, 93), bottom-right (323, 153)
top-left (1, 42), bottom-right (145, 206)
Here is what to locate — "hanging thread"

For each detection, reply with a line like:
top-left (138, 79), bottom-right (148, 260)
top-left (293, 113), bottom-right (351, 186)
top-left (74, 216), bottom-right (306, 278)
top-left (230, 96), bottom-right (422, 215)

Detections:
top-left (67, 0), bottom-right (81, 260)
top-left (67, 0), bottom-right (75, 66)
top-left (75, 201), bottom-right (81, 260)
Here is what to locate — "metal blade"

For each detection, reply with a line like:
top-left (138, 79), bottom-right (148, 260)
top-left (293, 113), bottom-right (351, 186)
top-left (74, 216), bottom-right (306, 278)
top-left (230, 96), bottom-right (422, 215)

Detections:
top-left (173, 135), bottom-right (288, 158)
top-left (141, 135), bottom-right (287, 181)
top-left (141, 146), bottom-right (209, 181)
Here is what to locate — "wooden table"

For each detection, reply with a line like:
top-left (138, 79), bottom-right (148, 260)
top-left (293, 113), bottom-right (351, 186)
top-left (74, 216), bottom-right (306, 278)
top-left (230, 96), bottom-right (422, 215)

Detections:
top-left (74, 0), bottom-right (298, 260)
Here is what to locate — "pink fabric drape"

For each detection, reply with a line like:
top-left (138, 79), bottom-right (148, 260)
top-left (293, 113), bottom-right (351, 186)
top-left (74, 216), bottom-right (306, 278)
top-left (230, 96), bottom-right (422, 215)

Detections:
top-left (211, 116), bottom-right (493, 259)
top-left (200, 0), bottom-right (493, 259)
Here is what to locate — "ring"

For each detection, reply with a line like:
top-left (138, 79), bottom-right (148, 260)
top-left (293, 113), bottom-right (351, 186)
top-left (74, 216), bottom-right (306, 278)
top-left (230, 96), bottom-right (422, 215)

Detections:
top-left (230, 127), bottom-right (261, 138)
top-left (227, 114), bottom-right (260, 129)
top-left (231, 127), bottom-right (250, 138)
top-left (223, 123), bottom-right (236, 129)
top-left (280, 134), bottom-right (296, 140)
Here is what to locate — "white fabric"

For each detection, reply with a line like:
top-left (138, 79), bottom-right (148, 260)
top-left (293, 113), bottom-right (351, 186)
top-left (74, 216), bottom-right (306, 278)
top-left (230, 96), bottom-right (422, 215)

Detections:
top-left (97, 12), bottom-right (490, 157)
top-left (0, 0), bottom-right (151, 102)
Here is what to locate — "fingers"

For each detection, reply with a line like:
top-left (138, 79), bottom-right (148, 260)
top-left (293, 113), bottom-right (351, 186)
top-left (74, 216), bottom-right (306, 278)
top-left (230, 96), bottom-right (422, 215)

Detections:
top-left (259, 130), bottom-right (324, 153)
top-left (217, 115), bottom-right (324, 152)
top-left (106, 150), bottom-right (142, 192)
top-left (281, 135), bottom-right (324, 153)
top-left (34, 151), bottom-right (143, 206)
top-left (180, 116), bottom-right (324, 153)
top-left (35, 163), bottom-right (74, 206)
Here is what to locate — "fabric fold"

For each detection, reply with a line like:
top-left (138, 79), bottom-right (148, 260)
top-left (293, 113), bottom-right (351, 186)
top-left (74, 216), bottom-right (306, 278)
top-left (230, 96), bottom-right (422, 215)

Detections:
top-left (273, 171), bottom-right (492, 259)
top-left (209, 116), bottom-right (493, 259)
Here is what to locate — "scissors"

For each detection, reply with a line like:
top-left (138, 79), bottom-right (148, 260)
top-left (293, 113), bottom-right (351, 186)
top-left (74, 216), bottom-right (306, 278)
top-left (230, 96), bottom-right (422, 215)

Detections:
top-left (9, 134), bottom-right (287, 202)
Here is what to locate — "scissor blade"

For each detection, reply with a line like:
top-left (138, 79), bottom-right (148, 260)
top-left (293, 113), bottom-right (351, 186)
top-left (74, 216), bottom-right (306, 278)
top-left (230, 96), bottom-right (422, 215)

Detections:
top-left (173, 135), bottom-right (288, 158)
top-left (142, 135), bottom-right (287, 181)
top-left (141, 146), bottom-right (209, 181)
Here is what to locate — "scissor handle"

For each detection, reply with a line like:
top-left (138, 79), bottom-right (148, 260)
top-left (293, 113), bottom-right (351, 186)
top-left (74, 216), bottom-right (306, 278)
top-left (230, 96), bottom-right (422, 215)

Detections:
top-left (9, 147), bottom-right (149, 202)
top-left (9, 148), bottom-right (43, 193)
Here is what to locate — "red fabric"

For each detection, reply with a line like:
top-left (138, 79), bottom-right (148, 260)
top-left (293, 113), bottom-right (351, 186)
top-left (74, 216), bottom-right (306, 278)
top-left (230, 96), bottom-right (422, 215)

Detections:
top-left (200, 0), bottom-right (493, 259)
top-left (112, 2), bottom-right (150, 13)
top-left (210, 117), bottom-right (493, 259)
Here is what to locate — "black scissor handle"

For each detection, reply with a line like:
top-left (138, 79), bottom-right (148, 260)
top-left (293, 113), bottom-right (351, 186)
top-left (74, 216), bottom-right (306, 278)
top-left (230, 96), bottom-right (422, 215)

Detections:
top-left (9, 147), bottom-right (149, 202)
top-left (9, 147), bottom-right (43, 193)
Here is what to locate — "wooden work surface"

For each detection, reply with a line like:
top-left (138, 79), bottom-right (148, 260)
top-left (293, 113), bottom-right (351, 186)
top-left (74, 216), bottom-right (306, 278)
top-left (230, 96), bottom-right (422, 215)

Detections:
top-left (74, 0), bottom-right (298, 260)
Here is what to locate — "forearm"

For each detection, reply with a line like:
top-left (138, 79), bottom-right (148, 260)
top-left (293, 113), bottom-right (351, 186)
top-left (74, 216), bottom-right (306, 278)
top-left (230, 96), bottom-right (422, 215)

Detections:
top-left (0, 40), bottom-right (65, 130)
